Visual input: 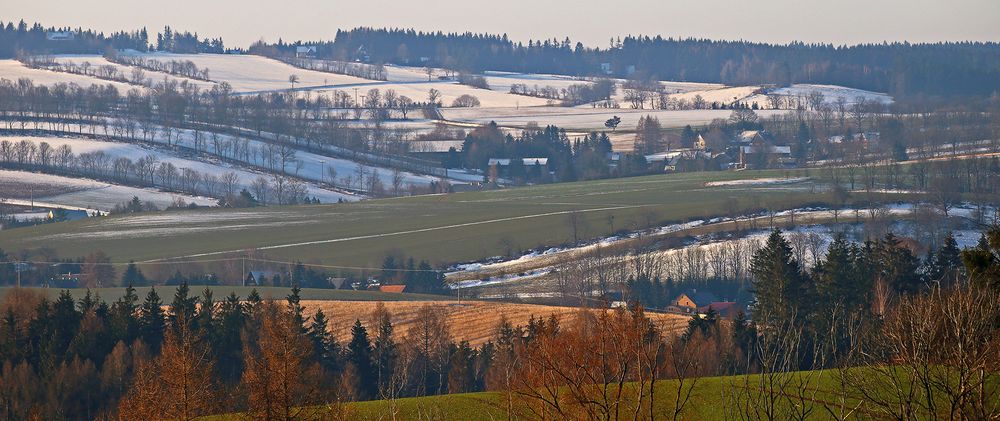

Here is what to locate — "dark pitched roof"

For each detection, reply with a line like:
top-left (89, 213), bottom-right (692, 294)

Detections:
top-left (681, 290), bottom-right (719, 307)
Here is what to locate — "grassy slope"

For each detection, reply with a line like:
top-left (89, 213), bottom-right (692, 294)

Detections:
top-left (0, 286), bottom-right (449, 302)
top-left (0, 169), bottom-right (840, 268)
top-left (346, 371), bottom-right (849, 420)
top-left (208, 369), bottom-right (869, 420)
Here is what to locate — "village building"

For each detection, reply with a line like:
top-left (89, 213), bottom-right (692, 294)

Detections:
top-left (487, 157), bottom-right (549, 179)
top-left (295, 45), bottom-right (317, 58)
top-left (672, 289), bottom-right (719, 313)
top-left (378, 284), bottom-right (407, 293)
top-left (45, 31), bottom-right (75, 41)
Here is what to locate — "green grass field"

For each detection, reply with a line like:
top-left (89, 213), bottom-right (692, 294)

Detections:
top-left (1, 169), bottom-right (847, 271)
top-left (207, 369), bottom-right (882, 420)
top-left (0, 286), bottom-right (450, 302)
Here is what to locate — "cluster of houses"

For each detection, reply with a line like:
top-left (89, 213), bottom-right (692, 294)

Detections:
top-left (639, 130), bottom-right (795, 172)
top-left (644, 129), bottom-right (879, 172)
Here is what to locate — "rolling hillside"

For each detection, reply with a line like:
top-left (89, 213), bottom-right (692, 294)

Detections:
top-left (0, 169), bottom-right (842, 272)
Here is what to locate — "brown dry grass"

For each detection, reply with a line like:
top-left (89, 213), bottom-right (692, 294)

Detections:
top-left (301, 300), bottom-right (688, 347)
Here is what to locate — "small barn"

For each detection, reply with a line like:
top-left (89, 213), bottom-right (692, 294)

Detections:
top-left (295, 46), bottom-right (317, 58)
top-left (46, 31), bottom-right (75, 41)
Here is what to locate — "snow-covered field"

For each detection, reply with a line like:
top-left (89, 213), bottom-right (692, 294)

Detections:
top-left (742, 84), bottom-right (893, 109)
top-left (120, 52), bottom-right (372, 93)
top-left (667, 85), bottom-right (761, 106)
top-left (1, 136), bottom-right (356, 203)
top-left (308, 80), bottom-right (552, 108)
top-left (704, 177), bottom-right (811, 187)
top-left (50, 54), bottom-right (216, 89)
top-left (440, 107), bottom-right (786, 131)
top-left (0, 169), bottom-right (216, 211)
top-left (0, 59), bottom-right (134, 90)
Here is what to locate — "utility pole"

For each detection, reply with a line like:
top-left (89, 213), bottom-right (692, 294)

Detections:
top-left (242, 256), bottom-right (246, 287)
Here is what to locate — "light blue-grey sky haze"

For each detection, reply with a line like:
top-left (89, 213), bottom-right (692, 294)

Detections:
top-left (5, 0), bottom-right (998, 48)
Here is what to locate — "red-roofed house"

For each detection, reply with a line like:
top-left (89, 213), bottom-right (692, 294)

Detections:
top-left (697, 302), bottom-right (744, 318)
top-left (379, 285), bottom-right (407, 294)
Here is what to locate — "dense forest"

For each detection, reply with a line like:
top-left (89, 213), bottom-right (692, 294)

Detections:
top-left (0, 21), bottom-right (222, 58)
top-left (3, 20), bottom-right (999, 98)
top-left (266, 28), bottom-right (1000, 98)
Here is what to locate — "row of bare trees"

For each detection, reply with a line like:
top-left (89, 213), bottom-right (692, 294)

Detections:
top-left (0, 137), bottom-right (322, 205)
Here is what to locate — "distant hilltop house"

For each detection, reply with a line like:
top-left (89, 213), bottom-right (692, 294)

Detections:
top-left (600, 62), bottom-right (613, 75)
top-left (353, 45), bottom-right (370, 63)
top-left (295, 46), bottom-right (317, 58)
top-left (45, 31), bottom-right (75, 41)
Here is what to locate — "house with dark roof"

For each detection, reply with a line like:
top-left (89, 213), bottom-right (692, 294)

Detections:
top-left (245, 270), bottom-right (277, 286)
top-left (672, 289), bottom-right (719, 313)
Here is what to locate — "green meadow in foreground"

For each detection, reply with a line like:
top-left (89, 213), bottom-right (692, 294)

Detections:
top-left (206, 369), bottom-right (872, 420)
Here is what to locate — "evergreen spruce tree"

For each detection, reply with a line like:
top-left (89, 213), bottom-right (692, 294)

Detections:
top-left (216, 292), bottom-right (246, 383)
top-left (307, 309), bottom-right (339, 373)
top-left (110, 285), bottom-right (140, 345)
top-left (169, 282), bottom-right (199, 333)
top-left (347, 319), bottom-right (377, 399)
top-left (121, 261), bottom-right (148, 286)
top-left (814, 233), bottom-right (865, 310)
top-left (931, 233), bottom-right (962, 286)
top-left (750, 229), bottom-right (813, 327)
top-left (197, 288), bottom-right (216, 339)
top-left (138, 287), bottom-right (165, 353)
top-left (874, 233), bottom-right (923, 294)
top-left (372, 309), bottom-right (396, 397)
top-left (285, 284), bottom-right (306, 332)
top-left (961, 227), bottom-right (1000, 289)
